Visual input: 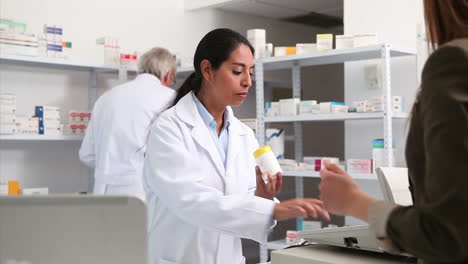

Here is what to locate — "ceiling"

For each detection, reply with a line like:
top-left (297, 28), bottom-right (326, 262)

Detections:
top-left (186, 0), bottom-right (343, 28)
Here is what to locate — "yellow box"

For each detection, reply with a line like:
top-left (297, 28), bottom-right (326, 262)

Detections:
top-left (317, 34), bottom-right (334, 51)
top-left (285, 47), bottom-right (296, 55)
top-left (317, 34), bottom-right (333, 39)
top-left (8, 181), bottom-right (20, 195)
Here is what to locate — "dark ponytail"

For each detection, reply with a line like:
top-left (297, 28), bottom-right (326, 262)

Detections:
top-left (172, 72), bottom-right (202, 106)
top-left (170, 28), bottom-right (254, 107)
top-left (140, 28), bottom-right (254, 152)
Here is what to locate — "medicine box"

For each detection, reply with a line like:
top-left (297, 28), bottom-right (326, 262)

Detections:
top-left (279, 98), bottom-right (300, 116)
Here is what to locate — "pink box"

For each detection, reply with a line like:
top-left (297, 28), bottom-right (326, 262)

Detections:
top-left (346, 159), bottom-right (372, 174)
top-left (69, 110), bottom-right (91, 123)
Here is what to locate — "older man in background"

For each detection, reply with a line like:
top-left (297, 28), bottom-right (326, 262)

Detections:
top-left (79, 47), bottom-right (176, 201)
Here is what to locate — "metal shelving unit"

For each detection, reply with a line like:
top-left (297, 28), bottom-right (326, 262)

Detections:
top-left (0, 54), bottom-right (122, 72)
top-left (283, 171), bottom-right (376, 180)
top-left (0, 54), bottom-right (130, 142)
top-left (0, 55), bottom-right (195, 142)
top-left (255, 43), bottom-right (415, 262)
top-left (0, 54), bottom-right (130, 114)
top-left (0, 134), bottom-right (83, 141)
top-left (265, 112), bottom-right (409, 123)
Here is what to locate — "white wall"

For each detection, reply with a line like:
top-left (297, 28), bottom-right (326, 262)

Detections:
top-left (0, 0), bottom-right (337, 193)
top-left (344, 0), bottom-right (424, 165)
top-left (343, 0), bottom-right (424, 225)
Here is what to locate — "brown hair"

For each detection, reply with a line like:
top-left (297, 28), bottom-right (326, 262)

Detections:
top-left (424, 0), bottom-right (468, 50)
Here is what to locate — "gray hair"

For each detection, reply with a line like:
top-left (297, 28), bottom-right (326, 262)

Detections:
top-left (137, 47), bottom-right (176, 79)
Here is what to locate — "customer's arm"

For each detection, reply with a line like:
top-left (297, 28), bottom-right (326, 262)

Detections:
top-left (378, 45), bottom-right (468, 262)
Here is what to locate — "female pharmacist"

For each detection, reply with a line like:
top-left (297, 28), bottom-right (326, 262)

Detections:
top-left (319, 0), bottom-right (468, 263)
top-left (143, 28), bottom-right (330, 264)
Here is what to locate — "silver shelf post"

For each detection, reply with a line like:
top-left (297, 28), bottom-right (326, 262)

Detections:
top-left (255, 62), bottom-right (265, 146)
top-left (255, 61), bottom-right (269, 263)
top-left (381, 44), bottom-right (394, 167)
top-left (292, 63), bottom-right (304, 231)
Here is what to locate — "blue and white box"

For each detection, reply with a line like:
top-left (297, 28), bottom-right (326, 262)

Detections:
top-left (265, 102), bottom-right (279, 117)
top-left (35, 106), bottom-right (61, 135)
top-left (319, 102), bottom-right (346, 114)
top-left (266, 128), bottom-right (285, 159)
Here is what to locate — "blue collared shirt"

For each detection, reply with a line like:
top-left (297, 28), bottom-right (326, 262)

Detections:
top-left (193, 93), bottom-right (230, 168)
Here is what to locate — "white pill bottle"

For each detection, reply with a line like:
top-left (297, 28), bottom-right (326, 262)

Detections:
top-left (254, 145), bottom-right (282, 183)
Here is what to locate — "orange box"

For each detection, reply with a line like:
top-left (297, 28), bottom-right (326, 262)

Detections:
top-left (285, 47), bottom-right (296, 55)
top-left (8, 181), bottom-right (20, 195)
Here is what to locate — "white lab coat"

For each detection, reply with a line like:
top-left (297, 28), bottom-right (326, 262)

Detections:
top-left (80, 74), bottom-right (175, 200)
top-left (143, 92), bottom-right (276, 264)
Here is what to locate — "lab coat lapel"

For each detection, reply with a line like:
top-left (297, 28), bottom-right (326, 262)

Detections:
top-left (191, 125), bottom-right (226, 178)
top-left (176, 92), bottom-right (226, 179)
top-left (226, 110), bottom-right (246, 174)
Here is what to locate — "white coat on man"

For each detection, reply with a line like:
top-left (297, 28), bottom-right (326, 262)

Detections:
top-left (80, 73), bottom-right (175, 201)
top-left (143, 91), bottom-right (276, 264)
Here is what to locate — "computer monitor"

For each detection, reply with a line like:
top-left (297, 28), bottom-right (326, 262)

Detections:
top-left (0, 195), bottom-right (147, 264)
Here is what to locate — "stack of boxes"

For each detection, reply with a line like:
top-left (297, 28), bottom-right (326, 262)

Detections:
top-left (296, 43), bottom-right (317, 55)
top-left (335, 34), bottom-right (379, 50)
top-left (40, 24), bottom-right (64, 58)
top-left (279, 98), bottom-right (300, 116)
top-left (319, 102), bottom-right (348, 114)
top-left (120, 52), bottom-right (138, 66)
top-left (0, 18), bottom-right (39, 57)
top-left (0, 94), bottom-right (17, 135)
top-left (266, 99), bottom-right (348, 117)
top-left (0, 19), bottom-right (72, 59)
top-left (35, 106), bottom-right (62, 135)
top-left (0, 180), bottom-right (20, 195)
top-left (371, 96), bottom-right (404, 113)
top-left (265, 102), bottom-right (279, 117)
top-left (247, 29), bottom-right (266, 60)
top-left (267, 96), bottom-right (404, 117)
top-left (61, 41), bottom-right (72, 59)
top-left (335, 35), bottom-right (354, 49)
top-left (0, 100), bottom-right (91, 136)
top-left (274, 46), bottom-right (296, 57)
top-left (299, 100), bottom-right (318, 115)
top-left (16, 116), bottom-right (39, 134)
top-left (316, 34), bottom-right (334, 51)
top-left (64, 110), bottom-right (91, 136)
top-left (268, 32), bottom-right (379, 58)
top-left (96, 36), bottom-right (121, 65)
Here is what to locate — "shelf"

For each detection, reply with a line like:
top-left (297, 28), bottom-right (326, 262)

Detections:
top-left (0, 134), bottom-right (84, 141)
top-left (0, 54), bottom-right (121, 72)
top-left (283, 171), bottom-right (376, 180)
top-left (0, 54), bottom-right (199, 79)
top-left (258, 44), bottom-right (416, 70)
top-left (265, 112), bottom-right (409, 123)
top-left (124, 65), bottom-right (195, 79)
top-left (255, 79), bottom-right (291, 87)
top-left (266, 240), bottom-right (289, 251)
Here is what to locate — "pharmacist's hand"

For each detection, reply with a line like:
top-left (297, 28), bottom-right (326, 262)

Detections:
top-left (273, 198), bottom-right (330, 221)
top-left (319, 160), bottom-right (374, 219)
top-left (254, 166), bottom-right (282, 200)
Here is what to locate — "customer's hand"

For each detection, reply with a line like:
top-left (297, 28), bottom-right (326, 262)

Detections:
top-left (255, 166), bottom-right (282, 200)
top-left (273, 198), bottom-right (330, 221)
top-left (319, 160), bottom-right (375, 221)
